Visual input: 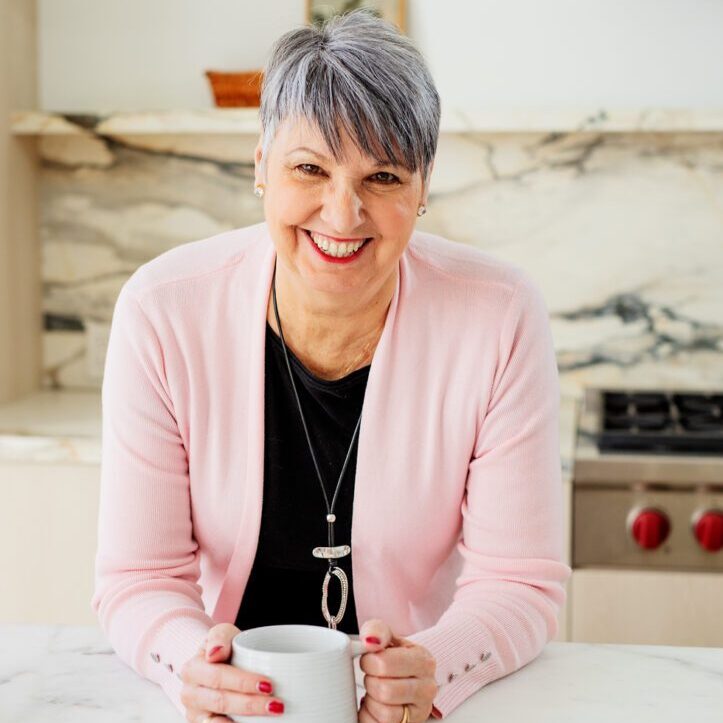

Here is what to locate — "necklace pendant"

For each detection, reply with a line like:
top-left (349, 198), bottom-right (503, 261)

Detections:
top-left (312, 544), bottom-right (351, 560)
top-left (321, 565), bottom-right (349, 629)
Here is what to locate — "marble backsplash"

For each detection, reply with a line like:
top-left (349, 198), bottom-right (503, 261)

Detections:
top-left (36, 116), bottom-right (723, 396)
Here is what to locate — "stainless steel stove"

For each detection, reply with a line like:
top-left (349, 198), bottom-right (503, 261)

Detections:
top-left (573, 388), bottom-right (723, 571)
top-left (569, 387), bottom-right (723, 646)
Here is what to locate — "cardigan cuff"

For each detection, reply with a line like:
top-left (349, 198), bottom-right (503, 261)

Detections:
top-left (140, 609), bottom-right (215, 717)
top-left (406, 609), bottom-right (506, 718)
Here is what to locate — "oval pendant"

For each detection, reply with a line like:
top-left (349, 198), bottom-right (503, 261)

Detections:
top-left (321, 566), bottom-right (349, 630)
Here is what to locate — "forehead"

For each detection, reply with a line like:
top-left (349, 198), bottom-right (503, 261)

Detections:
top-left (273, 115), bottom-right (402, 169)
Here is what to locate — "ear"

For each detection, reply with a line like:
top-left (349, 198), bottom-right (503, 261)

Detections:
top-left (254, 135), bottom-right (264, 185)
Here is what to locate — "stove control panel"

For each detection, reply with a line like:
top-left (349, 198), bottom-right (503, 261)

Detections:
top-left (573, 487), bottom-right (723, 571)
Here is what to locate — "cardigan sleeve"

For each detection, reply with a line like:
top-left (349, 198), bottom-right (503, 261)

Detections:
top-left (406, 276), bottom-right (571, 718)
top-left (90, 282), bottom-right (214, 718)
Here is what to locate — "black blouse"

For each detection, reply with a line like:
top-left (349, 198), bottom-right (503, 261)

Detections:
top-left (234, 322), bottom-right (369, 634)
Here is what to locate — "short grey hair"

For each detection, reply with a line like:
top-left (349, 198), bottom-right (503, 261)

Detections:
top-left (258, 9), bottom-right (440, 186)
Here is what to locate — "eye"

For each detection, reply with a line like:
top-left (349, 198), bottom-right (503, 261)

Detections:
top-left (296, 163), bottom-right (324, 176)
top-left (370, 171), bottom-right (400, 185)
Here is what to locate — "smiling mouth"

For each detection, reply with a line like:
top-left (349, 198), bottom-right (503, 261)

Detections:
top-left (302, 228), bottom-right (373, 258)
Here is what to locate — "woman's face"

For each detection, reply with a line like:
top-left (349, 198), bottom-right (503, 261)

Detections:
top-left (255, 116), bottom-right (429, 302)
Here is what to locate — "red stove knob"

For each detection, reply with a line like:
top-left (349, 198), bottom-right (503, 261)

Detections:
top-left (628, 507), bottom-right (671, 550)
top-left (692, 509), bottom-right (723, 552)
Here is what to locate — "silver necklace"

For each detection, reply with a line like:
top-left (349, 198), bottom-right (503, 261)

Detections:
top-left (271, 261), bottom-right (365, 630)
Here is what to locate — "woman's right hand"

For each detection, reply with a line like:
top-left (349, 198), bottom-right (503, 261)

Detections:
top-left (180, 623), bottom-right (285, 721)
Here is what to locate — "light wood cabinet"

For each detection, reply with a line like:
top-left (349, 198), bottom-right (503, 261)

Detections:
top-left (570, 568), bottom-right (723, 646)
top-left (0, 0), bottom-right (41, 404)
top-left (0, 462), bottom-right (100, 624)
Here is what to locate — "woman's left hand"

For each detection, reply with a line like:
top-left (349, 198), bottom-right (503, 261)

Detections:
top-left (358, 619), bottom-right (438, 722)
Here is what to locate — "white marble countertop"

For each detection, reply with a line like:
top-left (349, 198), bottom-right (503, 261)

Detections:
top-left (11, 107), bottom-right (723, 135)
top-left (1, 623), bottom-right (721, 722)
top-left (0, 389), bottom-right (581, 474)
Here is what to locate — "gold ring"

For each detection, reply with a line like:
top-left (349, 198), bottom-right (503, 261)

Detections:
top-left (400, 704), bottom-right (410, 723)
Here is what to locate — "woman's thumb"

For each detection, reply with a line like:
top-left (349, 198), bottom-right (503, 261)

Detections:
top-left (206, 623), bottom-right (242, 661)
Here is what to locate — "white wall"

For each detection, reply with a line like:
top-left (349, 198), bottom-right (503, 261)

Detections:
top-left (38, 0), bottom-right (723, 111)
top-left (411, 0), bottom-right (723, 109)
top-left (38, 0), bottom-right (305, 111)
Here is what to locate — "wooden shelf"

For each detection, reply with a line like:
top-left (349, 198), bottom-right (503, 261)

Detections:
top-left (11, 107), bottom-right (723, 136)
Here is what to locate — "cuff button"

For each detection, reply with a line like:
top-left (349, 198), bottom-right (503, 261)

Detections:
top-left (447, 673), bottom-right (456, 683)
top-left (165, 663), bottom-right (174, 672)
top-left (150, 652), bottom-right (160, 663)
top-left (480, 652), bottom-right (491, 662)
top-left (464, 663), bottom-right (472, 671)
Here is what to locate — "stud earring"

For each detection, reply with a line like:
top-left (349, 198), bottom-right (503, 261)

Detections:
top-left (254, 185), bottom-right (265, 198)
top-left (417, 205), bottom-right (427, 217)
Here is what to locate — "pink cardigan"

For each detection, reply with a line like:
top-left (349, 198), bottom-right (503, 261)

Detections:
top-left (91, 222), bottom-right (570, 719)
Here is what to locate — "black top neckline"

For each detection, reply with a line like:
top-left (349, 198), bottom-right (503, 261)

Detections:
top-left (265, 321), bottom-right (371, 390)
top-left (235, 319), bottom-right (364, 634)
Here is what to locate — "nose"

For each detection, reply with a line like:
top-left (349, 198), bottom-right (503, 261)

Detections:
top-left (319, 179), bottom-right (364, 236)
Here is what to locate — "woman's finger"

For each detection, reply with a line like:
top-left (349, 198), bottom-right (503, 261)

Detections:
top-left (183, 683), bottom-right (284, 718)
top-left (180, 646), bottom-right (281, 720)
top-left (363, 673), bottom-right (437, 707)
top-left (363, 695), bottom-right (427, 723)
top-left (362, 673), bottom-right (419, 705)
top-left (358, 618), bottom-right (393, 648)
top-left (204, 623), bottom-right (243, 662)
top-left (358, 700), bottom-right (382, 723)
top-left (185, 710), bottom-right (232, 723)
top-left (182, 650), bottom-right (275, 696)
top-left (360, 645), bottom-right (436, 679)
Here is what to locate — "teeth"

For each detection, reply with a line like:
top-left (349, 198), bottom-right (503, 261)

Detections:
top-left (309, 230), bottom-right (367, 258)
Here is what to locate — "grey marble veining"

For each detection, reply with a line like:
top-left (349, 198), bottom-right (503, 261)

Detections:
top-left (30, 113), bottom-right (723, 395)
top-left (425, 132), bottom-right (723, 396)
top-left (1, 623), bottom-right (721, 722)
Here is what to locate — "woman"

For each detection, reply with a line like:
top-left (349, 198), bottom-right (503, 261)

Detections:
top-left (91, 9), bottom-right (570, 723)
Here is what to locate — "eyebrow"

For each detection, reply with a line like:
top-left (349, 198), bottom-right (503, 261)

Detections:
top-left (286, 146), bottom-right (402, 169)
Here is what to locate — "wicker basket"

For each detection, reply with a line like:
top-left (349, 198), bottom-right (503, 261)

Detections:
top-left (205, 70), bottom-right (263, 108)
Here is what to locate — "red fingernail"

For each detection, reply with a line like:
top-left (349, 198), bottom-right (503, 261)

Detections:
top-left (257, 680), bottom-right (273, 694)
top-left (208, 645), bottom-right (223, 657)
top-left (365, 636), bottom-right (381, 645)
top-left (267, 700), bottom-right (284, 714)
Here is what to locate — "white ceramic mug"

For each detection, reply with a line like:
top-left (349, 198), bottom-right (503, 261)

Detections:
top-left (228, 624), bottom-right (365, 723)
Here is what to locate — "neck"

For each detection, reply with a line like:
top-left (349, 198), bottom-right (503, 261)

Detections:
top-left (268, 262), bottom-right (396, 380)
